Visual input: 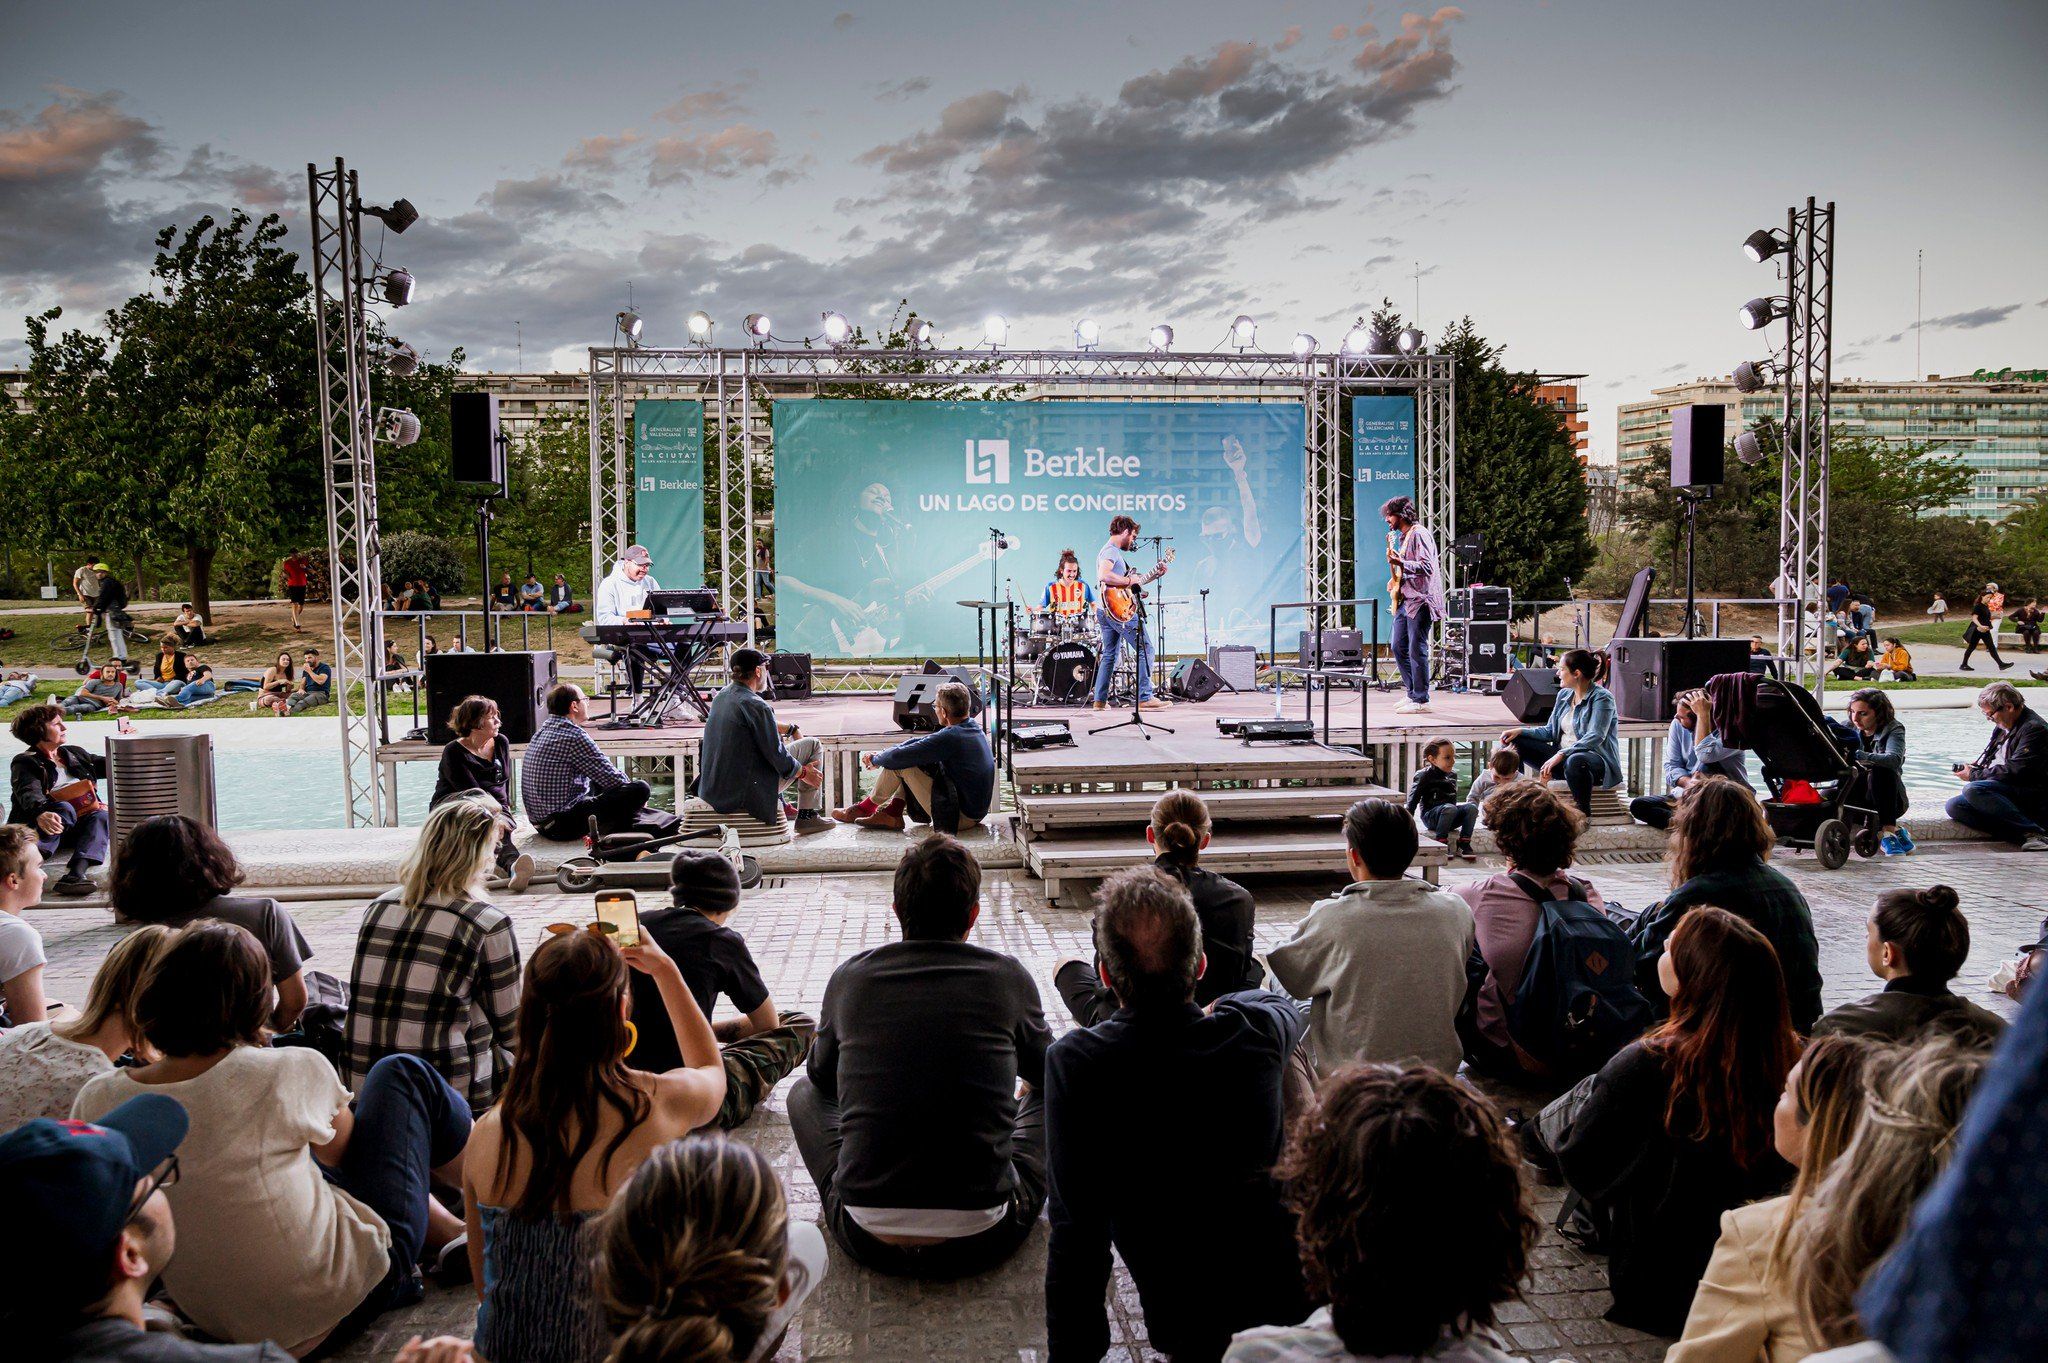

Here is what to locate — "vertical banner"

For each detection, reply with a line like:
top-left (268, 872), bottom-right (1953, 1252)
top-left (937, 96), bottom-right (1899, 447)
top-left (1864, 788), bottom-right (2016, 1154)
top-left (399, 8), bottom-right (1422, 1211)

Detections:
top-left (631, 399), bottom-right (706, 585)
top-left (1351, 395), bottom-right (1418, 649)
top-left (774, 400), bottom-right (1305, 657)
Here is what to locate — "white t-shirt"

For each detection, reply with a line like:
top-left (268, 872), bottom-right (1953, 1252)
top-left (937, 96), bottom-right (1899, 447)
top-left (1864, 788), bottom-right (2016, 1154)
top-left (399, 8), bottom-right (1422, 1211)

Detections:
top-left (0, 912), bottom-right (46, 1017)
top-left (1226, 1309), bottom-right (1523, 1362)
top-left (0, 1021), bottom-right (112, 1128)
top-left (73, 1046), bottom-right (392, 1347)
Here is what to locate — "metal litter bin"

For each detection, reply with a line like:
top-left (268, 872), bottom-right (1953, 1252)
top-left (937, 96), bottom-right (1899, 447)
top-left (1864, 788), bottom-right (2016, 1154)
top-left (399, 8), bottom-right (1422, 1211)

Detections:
top-left (106, 733), bottom-right (218, 849)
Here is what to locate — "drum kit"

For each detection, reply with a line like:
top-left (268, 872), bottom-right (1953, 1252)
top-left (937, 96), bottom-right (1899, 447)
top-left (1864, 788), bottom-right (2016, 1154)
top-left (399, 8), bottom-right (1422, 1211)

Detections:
top-left (1015, 609), bottom-right (1098, 702)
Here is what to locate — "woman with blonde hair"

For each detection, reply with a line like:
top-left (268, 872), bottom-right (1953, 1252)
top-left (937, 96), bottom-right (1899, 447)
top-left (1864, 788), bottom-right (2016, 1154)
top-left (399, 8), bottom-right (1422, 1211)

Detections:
top-left (593, 1133), bottom-right (828, 1363)
top-left (1632, 777), bottom-right (1824, 1030)
top-left (0, 923), bottom-right (174, 1127)
top-left (344, 793), bottom-right (523, 1112)
top-left (1668, 1032), bottom-right (1876, 1362)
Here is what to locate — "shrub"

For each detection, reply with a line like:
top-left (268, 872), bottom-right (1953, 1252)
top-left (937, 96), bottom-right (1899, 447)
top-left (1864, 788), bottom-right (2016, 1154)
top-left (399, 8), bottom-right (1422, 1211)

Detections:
top-left (270, 547), bottom-right (332, 603)
top-left (377, 532), bottom-right (466, 599)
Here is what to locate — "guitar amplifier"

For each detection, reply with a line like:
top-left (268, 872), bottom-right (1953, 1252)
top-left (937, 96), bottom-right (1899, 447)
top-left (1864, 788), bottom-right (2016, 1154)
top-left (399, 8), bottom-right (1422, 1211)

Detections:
top-left (1298, 629), bottom-right (1364, 668)
top-left (765, 651), bottom-right (812, 701)
top-left (1207, 645), bottom-right (1257, 690)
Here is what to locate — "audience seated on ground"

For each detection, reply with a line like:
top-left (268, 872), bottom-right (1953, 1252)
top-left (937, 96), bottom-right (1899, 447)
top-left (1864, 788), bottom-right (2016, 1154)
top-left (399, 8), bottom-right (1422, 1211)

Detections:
top-left (1812, 886), bottom-right (2005, 1045)
top-left (1053, 790), bottom-right (1262, 1026)
top-left (834, 681), bottom-right (996, 835)
top-left (1408, 737), bottom-right (1479, 858)
top-left (173, 602), bottom-right (207, 646)
top-left (1944, 680), bottom-right (2048, 850)
top-left (1501, 648), bottom-right (1621, 816)
top-left (1631, 688), bottom-right (1749, 831)
top-left (132, 635), bottom-right (200, 704)
top-left (1841, 688), bottom-right (1912, 855)
top-left (344, 795), bottom-right (522, 1114)
top-left (1466, 746), bottom-right (1523, 810)
top-left (109, 814), bottom-right (317, 1030)
top-left (521, 684), bottom-right (664, 840)
top-left (0, 666), bottom-right (39, 707)
top-left (1668, 1032), bottom-right (1875, 1363)
top-left (697, 648), bottom-right (829, 836)
top-left (0, 825), bottom-right (51, 1024)
top-left (462, 926), bottom-right (726, 1363)
top-left (285, 647), bottom-right (333, 715)
top-left (1224, 1064), bottom-right (1538, 1363)
top-left (1046, 866), bottom-right (1310, 1361)
top-left (789, 834), bottom-right (1051, 1277)
top-left (431, 695), bottom-right (536, 892)
top-left (1530, 906), bottom-right (1800, 1336)
top-left (1787, 1036), bottom-right (1989, 1355)
top-left (627, 848), bottom-right (815, 1129)
top-left (1877, 638), bottom-right (1915, 682)
top-left (0, 923), bottom-right (170, 1129)
top-left (9, 702), bottom-right (111, 897)
top-left (1268, 798), bottom-right (1475, 1077)
top-left (73, 922), bottom-right (473, 1354)
top-left (591, 1134), bottom-right (828, 1363)
top-left (60, 666), bottom-right (128, 715)
top-left (1631, 778), bottom-right (1825, 1032)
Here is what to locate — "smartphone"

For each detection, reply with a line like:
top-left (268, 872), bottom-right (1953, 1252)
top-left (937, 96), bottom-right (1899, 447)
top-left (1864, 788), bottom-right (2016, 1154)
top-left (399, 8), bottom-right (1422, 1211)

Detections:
top-left (593, 890), bottom-right (641, 949)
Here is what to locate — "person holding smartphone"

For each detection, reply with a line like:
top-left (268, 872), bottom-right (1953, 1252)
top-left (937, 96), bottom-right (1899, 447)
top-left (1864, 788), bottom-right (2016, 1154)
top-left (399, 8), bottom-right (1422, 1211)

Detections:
top-left (1945, 680), bottom-right (2048, 850)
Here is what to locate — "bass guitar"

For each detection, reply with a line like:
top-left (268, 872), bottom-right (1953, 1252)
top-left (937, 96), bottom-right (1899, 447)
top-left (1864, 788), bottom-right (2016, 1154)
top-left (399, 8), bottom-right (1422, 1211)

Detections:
top-left (1102, 549), bottom-right (1173, 623)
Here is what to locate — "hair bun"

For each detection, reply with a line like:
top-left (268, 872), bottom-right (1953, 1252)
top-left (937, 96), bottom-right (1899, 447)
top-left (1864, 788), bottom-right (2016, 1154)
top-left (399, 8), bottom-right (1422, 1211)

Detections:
top-left (1918, 884), bottom-right (1959, 913)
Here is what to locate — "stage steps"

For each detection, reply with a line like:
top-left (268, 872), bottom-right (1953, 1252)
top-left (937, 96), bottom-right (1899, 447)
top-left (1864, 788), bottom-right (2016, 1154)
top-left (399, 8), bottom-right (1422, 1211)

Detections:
top-left (1017, 784), bottom-right (1395, 836)
top-left (1011, 747), bottom-right (1374, 794)
top-left (1025, 824), bottom-right (1449, 907)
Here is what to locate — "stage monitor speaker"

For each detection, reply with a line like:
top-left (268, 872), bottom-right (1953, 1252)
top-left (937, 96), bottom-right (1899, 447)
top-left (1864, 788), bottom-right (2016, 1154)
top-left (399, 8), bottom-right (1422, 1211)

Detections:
top-left (1464, 622), bottom-right (1511, 678)
top-left (1671, 404), bottom-right (1726, 490)
top-left (1502, 667), bottom-right (1560, 724)
top-left (1607, 637), bottom-right (1751, 722)
top-left (765, 651), bottom-right (812, 701)
top-left (917, 660), bottom-right (985, 717)
top-left (425, 649), bottom-right (556, 744)
top-left (450, 392), bottom-right (507, 497)
top-left (1169, 659), bottom-right (1224, 703)
top-left (892, 674), bottom-right (950, 732)
top-left (1298, 629), bottom-right (1364, 667)
top-left (1207, 645), bottom-right (1256, 690)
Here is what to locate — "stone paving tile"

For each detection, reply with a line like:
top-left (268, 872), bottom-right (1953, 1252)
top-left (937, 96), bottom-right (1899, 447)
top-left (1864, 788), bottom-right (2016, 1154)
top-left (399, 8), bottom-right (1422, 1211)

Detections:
top-left (24, 839), bottom-right (2040, 1361)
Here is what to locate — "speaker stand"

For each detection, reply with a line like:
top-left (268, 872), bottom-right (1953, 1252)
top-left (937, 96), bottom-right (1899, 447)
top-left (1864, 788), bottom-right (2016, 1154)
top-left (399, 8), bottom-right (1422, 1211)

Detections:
top-left (475, 495), bottom-right (497, 653)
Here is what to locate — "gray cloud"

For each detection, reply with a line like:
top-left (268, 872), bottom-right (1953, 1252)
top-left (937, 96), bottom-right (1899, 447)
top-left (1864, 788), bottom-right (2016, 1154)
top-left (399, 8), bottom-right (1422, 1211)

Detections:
top-left (875, 76), bottom-right (932, 102)
top-left (834, 11), bottom-right (857, 30)
top-left (1857, 301), bottom-right (2029, 346)
top-left (480, 173), bottom-right (623, 220)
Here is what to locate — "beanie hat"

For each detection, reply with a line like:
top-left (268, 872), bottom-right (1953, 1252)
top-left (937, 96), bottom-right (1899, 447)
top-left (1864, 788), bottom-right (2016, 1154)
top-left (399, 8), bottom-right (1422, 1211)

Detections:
top-left (668, 848), bottom-right (740, 915)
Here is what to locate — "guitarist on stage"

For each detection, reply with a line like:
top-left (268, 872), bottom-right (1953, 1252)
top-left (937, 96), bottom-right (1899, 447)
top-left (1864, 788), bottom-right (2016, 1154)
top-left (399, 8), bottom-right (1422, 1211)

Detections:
top-left (1383, 495), bottom-right (1445, 714)
top-left (1092, 515), bottom-right (1173, 711)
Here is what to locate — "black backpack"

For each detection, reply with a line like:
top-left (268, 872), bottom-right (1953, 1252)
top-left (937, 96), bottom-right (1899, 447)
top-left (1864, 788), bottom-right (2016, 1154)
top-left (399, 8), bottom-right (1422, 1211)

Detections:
top-left (1504, 873), bottom-right (1652, 1079)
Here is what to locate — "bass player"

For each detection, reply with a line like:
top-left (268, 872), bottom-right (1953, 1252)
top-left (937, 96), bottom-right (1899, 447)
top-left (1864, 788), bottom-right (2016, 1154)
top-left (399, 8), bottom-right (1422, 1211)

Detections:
top-left (1383, 495), bottom-right (1444, 714)
top-left (1092, 515), bottom-right (1172, 711)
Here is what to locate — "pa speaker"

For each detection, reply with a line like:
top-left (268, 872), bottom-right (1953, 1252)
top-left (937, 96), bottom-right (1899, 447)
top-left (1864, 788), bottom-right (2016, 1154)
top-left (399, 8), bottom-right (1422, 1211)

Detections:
top-left (765, 651), bottom-right (812, 701)
top-left (450, 392), bottom-right (507, 497)
top-left (892, 674), bottom-right (950, 732)
top-left (1502, 667), bottom-right (1560, 724)
top-left (1671, 403), bottom-right (1726, 490)
top-left (1607, 637), bottom-right (1750, 722)
top-left (916, 661), bottom-right (985, 716)
top-left (1169, 659), bottom-right (1223, 703)
top-left (425, 649), bottom-right (556, 744)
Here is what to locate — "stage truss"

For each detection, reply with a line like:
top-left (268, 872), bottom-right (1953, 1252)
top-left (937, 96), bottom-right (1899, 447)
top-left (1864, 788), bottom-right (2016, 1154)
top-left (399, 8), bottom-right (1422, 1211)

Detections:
top-left (586, 347), bottom-right (1456, 655)
top-left (1775, 198), bottom-right (1835, 694)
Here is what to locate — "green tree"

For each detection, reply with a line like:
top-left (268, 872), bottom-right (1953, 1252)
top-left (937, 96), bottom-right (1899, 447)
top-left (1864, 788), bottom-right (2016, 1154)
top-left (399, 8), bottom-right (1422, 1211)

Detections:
top-left (496, 412), bottom-right (594, 583)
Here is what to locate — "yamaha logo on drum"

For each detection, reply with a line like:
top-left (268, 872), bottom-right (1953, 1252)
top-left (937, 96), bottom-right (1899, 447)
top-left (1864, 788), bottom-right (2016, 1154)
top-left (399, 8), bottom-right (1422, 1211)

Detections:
top-left (965, 439), bottom-right (1012, 485)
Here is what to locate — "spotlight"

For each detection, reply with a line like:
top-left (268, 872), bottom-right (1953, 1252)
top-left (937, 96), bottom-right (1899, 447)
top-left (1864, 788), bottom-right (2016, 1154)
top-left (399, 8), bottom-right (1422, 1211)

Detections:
top-left (1396, 327), bottom-right (1425, 355)
top-left (375, 267), bottom-right (415, 307)
top-left (1148, 324), bottom-right (1174, 352)
top-left (1291, 332), bottom-right (1318, 359)
top-left (1739, 296), bottom-right (1788, 330)
top-left (820, 311), bottom-right (852, 346)
top-left (615, 310), bottom-right (643, 344)
top-left (1341, 323), bottom-right (1372, 355)
top-left (361, 198), bottom-right (418, 234)
top-left (1074, 318), bottom-right (1100, 350)
top-left (983, 314), bottom-right (1009, 347)
top-left (685, 311), bottom-right (714, 342)
top-left (1734, 430), bottom-right (1765, 466)
top-left (377, 408), bottom-right (421, 447)
top-left (743, 313), bottom-right (772, 340)
top-left (1742, 228), bottom-right (1787, 264)
top-left (905, 314), bottom-right (934, 348)
top-left (383, 339), bottom-right (420, 377)
top-left (1231, 315), bottom-right (1258, 349)
top-left (1732, 359), bottom-right (1776, 394)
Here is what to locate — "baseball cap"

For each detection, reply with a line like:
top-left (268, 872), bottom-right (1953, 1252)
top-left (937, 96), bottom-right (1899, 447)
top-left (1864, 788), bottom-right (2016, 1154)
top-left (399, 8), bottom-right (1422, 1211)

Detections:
top-left (621, 545), bottom-right (652, 566)
top-left (668, 847), bottom-right (741, 915)
top-left (0, 1093), bottom-right (188, 1319)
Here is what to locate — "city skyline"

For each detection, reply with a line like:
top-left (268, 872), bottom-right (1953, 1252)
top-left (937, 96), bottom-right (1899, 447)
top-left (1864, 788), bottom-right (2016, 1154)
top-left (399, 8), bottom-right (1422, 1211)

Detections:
top-left (3, 0), bottom-right (2045, 463)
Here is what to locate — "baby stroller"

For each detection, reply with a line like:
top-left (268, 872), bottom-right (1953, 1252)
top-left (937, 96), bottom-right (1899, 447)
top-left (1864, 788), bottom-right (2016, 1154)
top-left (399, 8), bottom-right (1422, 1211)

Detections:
top-left (553, 816), bottom-right (763, 893)
top-left (1744, 675), bottom-right (1883, 869)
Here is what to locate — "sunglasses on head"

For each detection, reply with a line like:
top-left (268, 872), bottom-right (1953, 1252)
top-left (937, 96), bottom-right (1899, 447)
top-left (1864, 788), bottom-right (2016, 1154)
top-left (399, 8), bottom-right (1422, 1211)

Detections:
top-left (125, 1154), bottom-right (179, 1224)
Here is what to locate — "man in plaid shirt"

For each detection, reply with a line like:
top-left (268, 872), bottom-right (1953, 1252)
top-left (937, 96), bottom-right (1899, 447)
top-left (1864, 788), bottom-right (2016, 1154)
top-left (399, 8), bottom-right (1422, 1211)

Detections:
top-left (520, 683), bottom-right (660, 839)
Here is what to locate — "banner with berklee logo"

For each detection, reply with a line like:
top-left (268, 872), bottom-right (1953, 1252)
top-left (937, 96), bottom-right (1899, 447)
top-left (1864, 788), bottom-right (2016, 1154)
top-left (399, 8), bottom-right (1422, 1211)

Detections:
top-left (774, 399), bottom-right (1306, 658)
top-left (631, 399), bottom-right (706, 586)
top-left (1351, 395), bottom-right (1418, 648)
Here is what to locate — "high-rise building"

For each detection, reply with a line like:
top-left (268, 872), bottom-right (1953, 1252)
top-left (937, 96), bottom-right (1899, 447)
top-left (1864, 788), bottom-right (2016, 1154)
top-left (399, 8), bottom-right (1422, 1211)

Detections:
top-left (1616, 372), bottom-right (2048, 520)
top-left (1528, 376), bottom-right (1589, 459)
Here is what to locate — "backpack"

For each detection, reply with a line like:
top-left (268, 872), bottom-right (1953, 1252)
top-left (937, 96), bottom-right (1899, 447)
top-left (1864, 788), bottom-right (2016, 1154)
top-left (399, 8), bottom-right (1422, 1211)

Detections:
top-left (1504, 873), bottom-right (1653, 1079)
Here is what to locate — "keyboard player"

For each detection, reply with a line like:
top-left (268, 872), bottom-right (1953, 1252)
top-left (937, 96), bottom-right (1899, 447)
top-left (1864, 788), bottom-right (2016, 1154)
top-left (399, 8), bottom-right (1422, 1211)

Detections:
top-left (594, 544), bottom-right (661, 696)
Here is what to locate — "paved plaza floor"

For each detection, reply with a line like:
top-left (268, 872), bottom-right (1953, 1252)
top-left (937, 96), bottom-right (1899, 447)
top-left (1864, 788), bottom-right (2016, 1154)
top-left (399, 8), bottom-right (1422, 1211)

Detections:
top-left (29, 842), bottom-right (2036, 1362)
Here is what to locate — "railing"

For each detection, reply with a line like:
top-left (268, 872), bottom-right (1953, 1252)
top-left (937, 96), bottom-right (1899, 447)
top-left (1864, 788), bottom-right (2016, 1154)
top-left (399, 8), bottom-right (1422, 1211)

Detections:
top-left (381, 607), bottom-right (557, 660)
top-left (1267, 597), bottom-right (1381, 752)
top-left (1509, 596), bottom-right (1800, 658)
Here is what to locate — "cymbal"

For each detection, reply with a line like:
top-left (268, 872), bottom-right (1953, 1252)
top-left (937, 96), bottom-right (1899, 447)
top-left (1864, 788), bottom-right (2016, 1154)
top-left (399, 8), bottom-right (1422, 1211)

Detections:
top-left (956, 599), bottom-right (1005, 609)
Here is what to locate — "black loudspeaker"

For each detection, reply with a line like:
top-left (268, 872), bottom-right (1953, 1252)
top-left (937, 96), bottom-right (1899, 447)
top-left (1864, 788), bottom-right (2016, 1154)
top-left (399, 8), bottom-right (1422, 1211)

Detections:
top-left (1465, 622), bottom-right (1511, 678)
top-left (917, 660), bottom-right (985, 716)
top-left (450, 392), bottom-right (507, 496)
top-left (765, 652), bottom-right (812, 701)
top-left (426, 649), bottom-right (556, 744)
top-left (1502, 667), bottom-right (1560, 724)
top-left (1670, 404), bottom-right (1726, 490)
top-left (892, 674), bottom-right (950, 732)
top-left (1298, 629), bottom-right (1365, 667)
top-left (1606, 637), bottom-right (1750, 722)
top-left (1169, 659), bottom-right (1224, 702)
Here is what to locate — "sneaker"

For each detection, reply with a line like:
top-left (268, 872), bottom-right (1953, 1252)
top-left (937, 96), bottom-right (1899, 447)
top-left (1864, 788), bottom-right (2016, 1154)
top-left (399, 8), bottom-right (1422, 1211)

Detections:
top-left (506, 853), bottom-right (535, 893)
top-left (1958, 665), bottom-right (1974, 672)
top-left (1880, 833), bottom-right (1903, 856)
top-left (1091, 701), bottom-right (1108, 711)
top-left (1892, 828), bottom-right (1916, 854)
top-left (1456, 838), bottom-right (1476, 860)
top-left (52, 872), bottom-right (94, 898)
top-left (793, 811), bottom-right (834, 837)
top-left (2000, 660), bottom-right (2015, 670)
top-left (2023, 836), bottom-right (2048, 852)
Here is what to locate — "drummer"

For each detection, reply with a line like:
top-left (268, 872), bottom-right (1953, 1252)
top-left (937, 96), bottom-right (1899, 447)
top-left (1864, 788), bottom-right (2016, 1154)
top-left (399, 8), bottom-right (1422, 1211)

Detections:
top-left (1034, 548), bottom-right (1095, 623)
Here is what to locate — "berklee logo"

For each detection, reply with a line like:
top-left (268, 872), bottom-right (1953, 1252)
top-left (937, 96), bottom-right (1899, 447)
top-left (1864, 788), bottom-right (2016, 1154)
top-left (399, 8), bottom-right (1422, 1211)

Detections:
top-left (965, 439), bottom-right (1012, 485)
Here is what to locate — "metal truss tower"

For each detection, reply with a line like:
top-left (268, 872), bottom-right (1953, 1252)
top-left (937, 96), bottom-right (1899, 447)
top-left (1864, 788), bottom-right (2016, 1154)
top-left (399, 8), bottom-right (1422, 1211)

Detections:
top-left (1775, 199), bottom-right (1836, 694)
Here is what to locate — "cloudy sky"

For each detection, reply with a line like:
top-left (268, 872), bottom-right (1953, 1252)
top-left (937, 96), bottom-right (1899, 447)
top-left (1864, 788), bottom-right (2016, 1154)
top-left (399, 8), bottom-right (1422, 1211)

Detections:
top-left (4, 0), bottom-right (2045, 462)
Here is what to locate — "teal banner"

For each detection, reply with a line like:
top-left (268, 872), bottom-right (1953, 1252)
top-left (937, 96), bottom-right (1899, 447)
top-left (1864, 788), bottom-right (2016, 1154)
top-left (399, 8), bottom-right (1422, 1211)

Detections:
top-left (775, 400), bottom-right (1306, 657)
top-left (1351, 395), bottom-right (1418, 648)
top-left (632, 399), bottom-right (705, 584)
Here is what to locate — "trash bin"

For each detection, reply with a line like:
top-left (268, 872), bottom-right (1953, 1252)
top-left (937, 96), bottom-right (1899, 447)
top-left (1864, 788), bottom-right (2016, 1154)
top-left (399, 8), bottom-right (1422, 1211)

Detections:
top-left (106, 733), bottom-right (218, 849)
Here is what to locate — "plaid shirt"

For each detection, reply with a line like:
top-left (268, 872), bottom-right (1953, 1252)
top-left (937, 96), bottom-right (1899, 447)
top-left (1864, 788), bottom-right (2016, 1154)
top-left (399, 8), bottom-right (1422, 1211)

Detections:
top-left (343, 888), bottom-right (522, 1113)
top-left (519, 714), bottom-right (627, 823)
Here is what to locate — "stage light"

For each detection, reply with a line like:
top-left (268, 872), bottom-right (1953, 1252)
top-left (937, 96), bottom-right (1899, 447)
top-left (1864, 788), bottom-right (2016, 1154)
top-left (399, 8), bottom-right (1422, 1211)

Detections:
top-left (615, 310), bottom-right (643, 345)
top-left (686, 311), bottom-right (713, 342)
top-left (1739, 296), bottom-right (1788, 331)
top-left (361, 198), bottom-right (418, 234)
top-left (1732, 359), bottom-right (1776, 394)
top-left (383, 339), bottom-right (420, 377)
top-left (744, 313), bottom-right (772, 340)
top-left (377, 408), bottom-right (421, 446)
top-left (905, 314), bottom-right (934, 348)
top-left (1735, 430), bottom-right (1765, 466)
top-left (1291, 332), bottom-right (1318, 359)
top-left (1742, 228), bottom-right (1787, 264)
top-left (1148, 324), bottom-right (1174, 352)
top-left (820, 311), bottom-right (852, 346)
top-left (1397, 327), bottom-right (1425, 355)
top-left (1075, 318), bottom-right (1100, 350)
top-left (1231, 315), bottom-right (1258, 349)
top-left (983, 314), bottom-right (1009, 346)
top-left (375, 267), bottom-right (414, 307)
top-left (1341, 323), bottom-right (1372, 355)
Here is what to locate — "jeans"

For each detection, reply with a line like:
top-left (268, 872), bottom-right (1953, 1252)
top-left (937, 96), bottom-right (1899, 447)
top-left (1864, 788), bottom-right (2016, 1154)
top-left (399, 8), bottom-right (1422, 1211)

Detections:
top-left (35, 802), bottom-right (110, 875)
top-left (785, 736), bottom-right (824, 814)
top-left (535, 779), bottom-right (653, 840)
top-left (1093, 616), bottom-right (1153, 702)
top-left (787, 1074), bottom-right (1047, 1279)
top-left (175, 626), bottom-right (206, 647)
top-left (170, 679), bottom-right (217, 706)
top-left (1512, 734), bottom-right (1601, 814)
top-left (0, 680), bottom-right (36, 706)
top-left (1946, 780), bottom-right (2045, 845)
top-left (1422, 801), bottom-right (1478, 844)
top-left (1391, 604), bottom-right (1433, 704)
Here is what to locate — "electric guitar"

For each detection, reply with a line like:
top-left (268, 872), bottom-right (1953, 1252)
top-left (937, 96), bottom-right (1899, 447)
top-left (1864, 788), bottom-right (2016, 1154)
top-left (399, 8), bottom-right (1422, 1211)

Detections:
top-left (1386, 529), bottom-right (1404, 602)
top-left (1102, 549), bottom-right (1174, 623)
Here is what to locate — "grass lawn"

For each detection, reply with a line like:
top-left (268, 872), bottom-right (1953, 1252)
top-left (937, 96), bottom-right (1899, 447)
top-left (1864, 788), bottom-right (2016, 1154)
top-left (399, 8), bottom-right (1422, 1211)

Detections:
top-left (0, 679), bottom-right (392, 726)
top-left (1885, 620), bottom-right (1973, 646)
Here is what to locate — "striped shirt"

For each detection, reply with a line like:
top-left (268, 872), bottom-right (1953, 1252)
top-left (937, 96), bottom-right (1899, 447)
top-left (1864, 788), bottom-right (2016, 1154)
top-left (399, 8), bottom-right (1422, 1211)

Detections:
top-left (1040, 579), bottom-right (1094, 614)
top-left (519, 714), bottom-right (627, 823)
top-left (343, 889), bottom-right (521, 1112)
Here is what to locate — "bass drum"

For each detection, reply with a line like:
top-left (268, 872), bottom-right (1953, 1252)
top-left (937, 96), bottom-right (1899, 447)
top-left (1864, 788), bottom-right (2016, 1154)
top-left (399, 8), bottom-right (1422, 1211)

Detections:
top-left (1040, 640), bottom-right (1097, 703)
